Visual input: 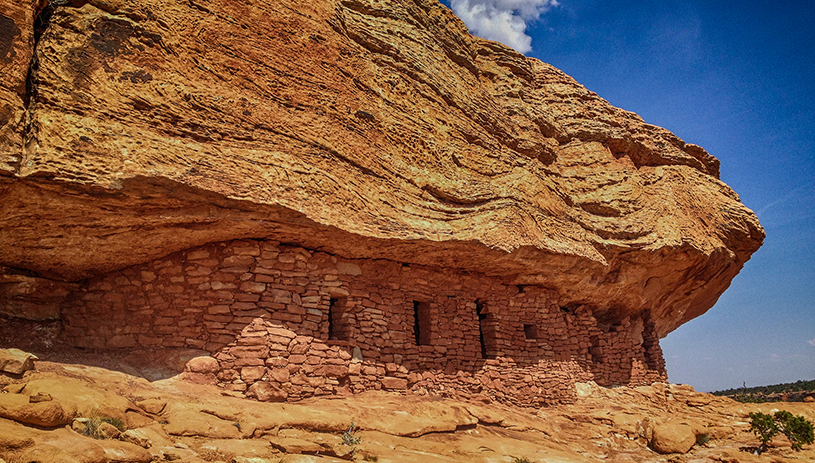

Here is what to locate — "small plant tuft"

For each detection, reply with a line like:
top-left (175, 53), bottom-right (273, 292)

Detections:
top-left (342, 421), bottom-right (362, 447)
top-left (82, 416), bottom-right (127, 439)
top-left (696, 433), bottom-right (710, 446)
top-left (511, 457), bottom-right (533, 463)
top-left (363, 455), bottom-right (378, 462)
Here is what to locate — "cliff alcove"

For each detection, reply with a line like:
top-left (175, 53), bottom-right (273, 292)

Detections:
top-left (0, 0), bottom-right (764, 405)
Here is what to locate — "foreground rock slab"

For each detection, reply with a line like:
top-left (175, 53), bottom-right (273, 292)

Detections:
top-left (0, 357), bottom-right (813, 463)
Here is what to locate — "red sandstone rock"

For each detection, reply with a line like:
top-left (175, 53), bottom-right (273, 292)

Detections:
top-left (381, 377), bottom-right (408, 390)
top-left (0, 348), bottom-right (37, 375)
top-left (0, 0), bottom-right (762, 340)
top-left (0, 393), bottom-right (74, 428)
top-left (650, 422), bottom-right (696, 454)
top-left (185, 356), bottom-right (219, 374)
top-left (246, 381), bottom-right (287, 403)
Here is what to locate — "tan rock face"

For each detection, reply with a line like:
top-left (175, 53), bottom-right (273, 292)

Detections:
top-left (650, 422), bottom-right (697, 454)
top-left (0, 0), bottom-right (763, 336)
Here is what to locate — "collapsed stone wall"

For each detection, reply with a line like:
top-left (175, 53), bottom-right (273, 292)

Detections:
top-left (61, 238), bottom-right (666, 407)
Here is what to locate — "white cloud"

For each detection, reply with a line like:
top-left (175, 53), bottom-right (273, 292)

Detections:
top-left (808, 337), bottom-right (815, 347)
top-left (450, 0), bottom-right (559, 53)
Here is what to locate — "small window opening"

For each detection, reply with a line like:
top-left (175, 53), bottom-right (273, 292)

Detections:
top-left (413, 301), bottom-right (431, 346)
top-left (523, 324), bottom-right (537, 340)
top-left (516, 285), bottom-right (527, 294)
top-left (560, 306), bottom-right (571, 314)
top-left (329, 297), bottom-right (350, 341)
top-left (589, 335), bottom-right (604, 364)
top-left (476, 300), bottom-right (488, 358)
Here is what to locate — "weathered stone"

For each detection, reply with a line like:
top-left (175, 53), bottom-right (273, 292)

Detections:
top-left (0, 393), bottom-right (74, 427)
top-left (185, 356), bottom-right (219, 374)
top-left (96, 421), bottom-right (121, 440)
top-left (268, 436), bottom-right (327, 454)
top-left (650, 422), bottom-right (696, 454)
top-left (246, 381), bottom-right (288, 402)
top-left (381, 377), bottom-right (408, 390)
top-left (241, 366), bottom-right (267, 382)
top-left (0, 348), bottom-right (37, 375)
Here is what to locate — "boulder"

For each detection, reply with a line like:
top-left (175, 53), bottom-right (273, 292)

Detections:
top-left (135, 397), bottom-right (167, 415)
top-left (185, 356), bottom-right (220, 374)
top-left (0, 348), bottom-right (37, 375)
top-left (0, 393), bottom-right (74, 427)
top-left (96, 421), bottom-right (121, 439)
top-left (0, 0), bottom-right (762, 337)
top-left (246, 381), bottom-right (288, 403)
top-left (650, 422), bottom-right (696, 454)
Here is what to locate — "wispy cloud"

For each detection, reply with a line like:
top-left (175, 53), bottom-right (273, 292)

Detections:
top-left (808, 337), bottom-right (815, 347)
top-left (449, 0), bottom-right (559, 53)
top-left (756, 180), bottom-right (815, 217)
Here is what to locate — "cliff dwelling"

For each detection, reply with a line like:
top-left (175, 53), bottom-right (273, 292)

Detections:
top-left (60, 238), bottom-right (666, 406)
top-left (0, 0), bottom-right (763, 410)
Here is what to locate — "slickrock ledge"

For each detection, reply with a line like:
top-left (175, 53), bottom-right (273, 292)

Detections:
top-left (0, 0), bottom-right (763, 339)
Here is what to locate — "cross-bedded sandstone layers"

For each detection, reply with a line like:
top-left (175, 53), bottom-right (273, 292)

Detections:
top-left (0, 0), bottom-right (763, 336)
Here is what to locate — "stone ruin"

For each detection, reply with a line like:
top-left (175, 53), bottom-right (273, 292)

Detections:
top-left (0, 0), bottom-right (763, 407)
top-left (62, 238), bottom-right (665, 406)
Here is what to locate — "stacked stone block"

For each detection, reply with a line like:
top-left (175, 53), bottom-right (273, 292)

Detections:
top-left (61, 238), bottom-right (668, 407)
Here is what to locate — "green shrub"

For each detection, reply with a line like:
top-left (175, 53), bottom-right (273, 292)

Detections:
top-left (696, 433), bottom-right (710, 446)
top-left (82, 416), bottom-right (126, 439)
top-left (774, 411), bottom-right (815, 451)
top-left (749, 411), bottom-right (814, 454)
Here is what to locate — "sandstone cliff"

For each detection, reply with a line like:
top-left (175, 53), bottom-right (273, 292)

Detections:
top-left (0, 0), bottom-right (763, 336)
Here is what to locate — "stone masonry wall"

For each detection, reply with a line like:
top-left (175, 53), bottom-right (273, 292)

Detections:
top-left (61, 239), bottom-right (667, 407)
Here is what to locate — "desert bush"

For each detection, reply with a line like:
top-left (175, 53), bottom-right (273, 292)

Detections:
top-left (749, 411), bottom-right (814, 454)
top-left (774, 411), bottom-right (815, 451)
top-left (82, 416), bottom-right (127, 439)
top-left (342, 421), bottom-right (361, 447)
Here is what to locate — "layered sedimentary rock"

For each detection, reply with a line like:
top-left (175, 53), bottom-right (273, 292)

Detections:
top-left (1, 0), bottom-right (762, 400)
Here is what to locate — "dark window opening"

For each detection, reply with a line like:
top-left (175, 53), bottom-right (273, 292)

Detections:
top-left (523, 324), bottom-right (537, 340)
top-left (560, 306), bottom-right (571, 314)
top-left (516, 284), bottom-right (527, 294)
top-left (476, 300), bottom-right (488, 358)
top-left (329, 297), bottom-right (350, 341)
top-left (413, 301), bottom-right (431, 346)
top-left (589, 335), bottom-right (604, 364)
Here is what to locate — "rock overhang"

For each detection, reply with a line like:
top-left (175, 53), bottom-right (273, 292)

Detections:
top-left (0, 0), bottom-right (764, 337)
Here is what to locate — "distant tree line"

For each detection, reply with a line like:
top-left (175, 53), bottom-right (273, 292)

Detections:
top-left (712, 379), bottom-right (815, 403)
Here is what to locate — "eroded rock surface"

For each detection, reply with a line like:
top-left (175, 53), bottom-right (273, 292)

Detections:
top-left (0, 0), bottom-right (763, 337)
top-left (1, 356), bottom-right (814, 463)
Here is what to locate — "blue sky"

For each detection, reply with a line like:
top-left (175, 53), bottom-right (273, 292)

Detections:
top-left (441, 0), bottom-right (815, 392)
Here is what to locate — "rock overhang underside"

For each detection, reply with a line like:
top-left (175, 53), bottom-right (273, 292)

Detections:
top-left (0, 0), bottom-right (763, 337)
